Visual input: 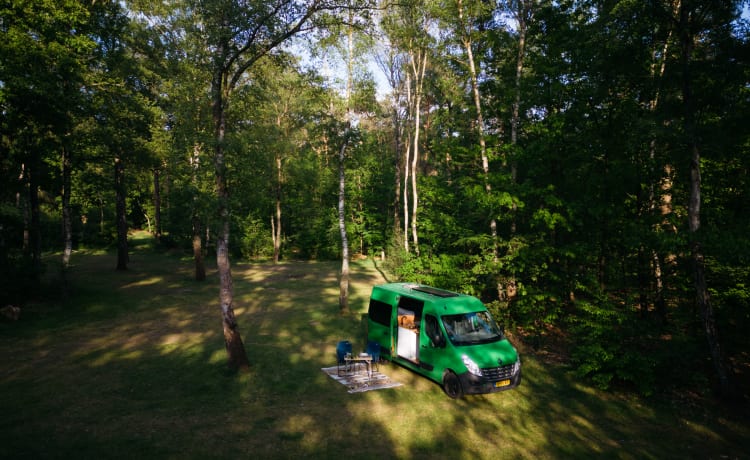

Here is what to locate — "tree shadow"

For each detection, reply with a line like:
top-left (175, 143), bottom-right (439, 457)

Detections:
top-left (1, 249), bottom-right (748, 458)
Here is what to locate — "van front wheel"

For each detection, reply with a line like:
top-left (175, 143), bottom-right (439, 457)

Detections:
top-left (443, 371), bottom-right (463, 399)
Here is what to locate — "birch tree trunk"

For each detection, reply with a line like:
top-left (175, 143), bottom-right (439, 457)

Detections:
top-left (409, 49), bottom-right (427, 256)
top-left (212, 62), bottom-right (250, 372)
top-left (458, 0), bottom-right (495, 246)
top-left (339, 12), bottom-right (354, 314)
top-left (403, 73), bottom-right (412, 253)
top-left (274, 153), bottom-right (283, 264)
top-left (338, 137), bottom-right (350, 313)
top-left (191, 143), bottom-right (206, 281)
top-left (458, 0), bottom-right (501, 294)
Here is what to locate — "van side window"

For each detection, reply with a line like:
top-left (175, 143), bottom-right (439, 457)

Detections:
top-left (424, 315), bottom-right (445, 348)
top-left (368, 299), bottom-right (392, 326)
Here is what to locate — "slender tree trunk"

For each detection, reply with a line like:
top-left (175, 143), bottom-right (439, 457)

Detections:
top-left (18, 164), bottom-right (29, 254)
top-left (114, 153), bottom-right (128, 271)
top-left (274, 153), bottom-right (282, 263)
top-left (192, 216), bottom-right (206, 282)
top-left (459, 0), bottom-right (495, 251)
top-left (507, 0), bottom-right (532, 301)
top-left (98, 196), bottom-right (105, 236)
top-left (28, 157), bottom-right (42, 281)
top-left (191, 143), bottom-right (206, 281)
top-left (212, 61), bottom-right (250, 372)
top-left (409, 50), bottom-right (427, 256)
top-left (647, 0), bottom-right (677, 325)
top-left (339, 14), bottom-right (354, 314)
top-left (153, 168), bottom-right (162, 242)
top-left (392, 102), bottom-right (402, 241)
top-left (403, 140), bottom-right (410, 253)
top-left (62, 145), bottom-right (73, 269)
top-left (61, 145), bottom-right (73, 298)
top-left (679, 5), bottom-right (732, 397)
top-left (338, 137), bottom-right (350, 314)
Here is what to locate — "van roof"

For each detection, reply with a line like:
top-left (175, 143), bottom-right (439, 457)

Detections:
top-left (375, 282), bottom-right (461, 298)
top-left (373, 283), bottom-right (486, 312)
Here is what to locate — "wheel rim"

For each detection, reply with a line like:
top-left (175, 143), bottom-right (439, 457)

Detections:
top-left (444, 372), bottom-right (462, 398)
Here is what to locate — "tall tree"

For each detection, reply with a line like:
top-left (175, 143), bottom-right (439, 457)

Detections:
top-left (382, 0), bottom-right (432, 255)
top-left (88, 2), bottom-right (156, 271)
top-left (674, 0), bottom-right (739, 397)
top-left (0, 0), bottom-right (93, 283)
top-left (188, 0), bottom-right (366, 371)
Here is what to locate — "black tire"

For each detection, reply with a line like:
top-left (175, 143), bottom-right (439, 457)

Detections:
top-left (443, 371), bottom-right (463, 399)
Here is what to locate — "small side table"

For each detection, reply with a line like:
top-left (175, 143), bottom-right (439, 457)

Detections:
top-left (344, 353), bottom-right (373, 379)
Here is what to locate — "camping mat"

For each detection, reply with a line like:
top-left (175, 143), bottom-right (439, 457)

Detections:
top-left (321, 365), bottom-right (403, 393)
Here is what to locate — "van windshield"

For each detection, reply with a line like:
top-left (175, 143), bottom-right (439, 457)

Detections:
top-left (441, 311), bottom-right (504, 346)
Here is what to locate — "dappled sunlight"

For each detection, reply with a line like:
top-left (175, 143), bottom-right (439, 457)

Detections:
top-left (2, 248), bottom-right (747, 459)
top-left (120, 276), bottom-right (164, 289)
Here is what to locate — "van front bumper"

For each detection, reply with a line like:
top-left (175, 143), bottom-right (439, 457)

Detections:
top-left (458, 368), bottom-right (522, 395)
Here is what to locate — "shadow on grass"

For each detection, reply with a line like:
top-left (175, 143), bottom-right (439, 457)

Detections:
top-left (1, 248), bottom-right (748, 459)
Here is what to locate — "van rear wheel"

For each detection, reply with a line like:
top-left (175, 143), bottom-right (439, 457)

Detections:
top-left (443, 371), bottom-right (463, 399)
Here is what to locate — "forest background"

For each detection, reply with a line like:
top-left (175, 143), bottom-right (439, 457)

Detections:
top-left (1, 0), bottom-right (749, 401)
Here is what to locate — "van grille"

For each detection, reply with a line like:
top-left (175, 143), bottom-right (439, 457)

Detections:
top-left (481, 363), bottom-right (516, 381)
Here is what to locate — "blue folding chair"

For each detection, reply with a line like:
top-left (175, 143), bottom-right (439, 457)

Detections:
top-left (336, 340), bottom-right (353, 375)
top-left (366, 340), bottom-right (381, 372)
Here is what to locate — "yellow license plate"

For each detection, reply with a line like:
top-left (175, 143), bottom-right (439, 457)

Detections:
top-left (495, 379), bottom-right (511, 387)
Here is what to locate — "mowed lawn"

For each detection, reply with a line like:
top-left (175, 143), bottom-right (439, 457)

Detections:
top-left (1, 241), bottom-right (748, 459)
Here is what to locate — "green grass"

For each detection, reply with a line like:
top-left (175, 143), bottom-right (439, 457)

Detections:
top-left (1, 240), bottom-right (748, 459)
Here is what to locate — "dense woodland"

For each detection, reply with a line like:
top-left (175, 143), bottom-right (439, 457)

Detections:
top-left (1, 0), bottom-right (748, 399)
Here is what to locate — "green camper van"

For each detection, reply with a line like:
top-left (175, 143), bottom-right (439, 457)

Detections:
top-left (367, 283), bottom-right (521, 398)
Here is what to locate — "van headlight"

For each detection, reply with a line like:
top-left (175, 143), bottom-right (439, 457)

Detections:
top-left (512, 358), bottom-right (521, 374)
top-left (462, 354), bottom-right (482, 376)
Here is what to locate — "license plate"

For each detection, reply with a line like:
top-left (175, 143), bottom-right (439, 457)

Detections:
top-left (495, 379), bottom-right (511, 387)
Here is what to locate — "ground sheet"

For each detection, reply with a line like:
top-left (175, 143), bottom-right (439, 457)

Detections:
top-left (321, 365), bottom-right (403, 394)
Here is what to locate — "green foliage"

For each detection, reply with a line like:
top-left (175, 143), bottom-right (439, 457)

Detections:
top-left (569, 297), bottom-right (658, 396)
top-left (238, 215), bottom-right (273, 259)
top-left (1, 0), bottom-right (748, 400)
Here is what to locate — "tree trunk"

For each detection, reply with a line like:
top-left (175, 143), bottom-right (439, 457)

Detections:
top-left (338, 137), bottom-right (350, 314)
top-left (648, 1), bottom-right (677, 325)
top-left (274, 153), bottom-right (282, 263)
top-left (212, 63), bottom-right (249, 372)
top-left (409, 49), bottom-right (427, 257)
top-left (153, 168), bottom-right (162, 242)
top-left (192, 216), bottom-right (206, 282)
top-left (459, 0), bottom-right (495, 249)
top-left (680, 5), bottom-right (732, 397)
top-left (191, 143), bottom-right (206, 281)
top-left (392, 99), bottom-right (402, 241)
top-left (338, 15), bottom-right (354, 314)
top-left (62, 145), bottom-right (73, 269)
top-left (114, 154), bottom-right (128, 271)
top-left (61, 144), bottom-right (73, 298)
top-left (28, 158), bottom-right (42, 281)
top-left (403, 139), bottom-right (411, 253)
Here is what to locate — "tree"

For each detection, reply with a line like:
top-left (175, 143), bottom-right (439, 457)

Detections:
top-left (186, 0), bottom-right (371, 371)
top-left (88, 2), bottom-right (156, 271)
top-left (0, 0), bottom-right (93, 285)
top-left (382, 0), bottom-right (433, 256)
top-left (674, 0), bottom-right (741, 398)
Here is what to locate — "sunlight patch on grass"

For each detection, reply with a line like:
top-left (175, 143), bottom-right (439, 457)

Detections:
top-left (3, 246), bottom-right (748, 459)
top-left (160, 331), bottom-right (213, 347)
top-left (121, 276), bottom-right (164, 289)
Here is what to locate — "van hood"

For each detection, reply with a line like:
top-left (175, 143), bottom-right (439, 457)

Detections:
top-left (463, 339), bottom-right (519, 368)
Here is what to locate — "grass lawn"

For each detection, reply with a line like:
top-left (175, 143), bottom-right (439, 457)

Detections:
top-left (1, 237), bottom-right (748, 459)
